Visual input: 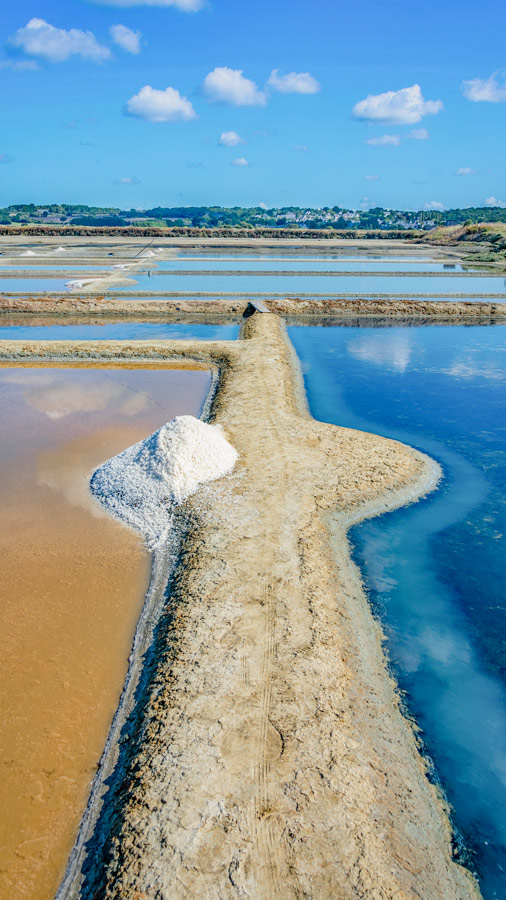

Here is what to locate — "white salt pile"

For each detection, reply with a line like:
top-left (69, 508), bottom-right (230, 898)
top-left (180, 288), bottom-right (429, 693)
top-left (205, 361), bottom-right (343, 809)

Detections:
top-left (65, 278), bottom-right (100, 290)
top-left (53, 246), bottom-right (66, 253)
top-left (90, 415), bottom-right (238, 549)
top-left (21, 250), bottom-right (37, 257)
top-left (139, 249), bottom-right (157, 258)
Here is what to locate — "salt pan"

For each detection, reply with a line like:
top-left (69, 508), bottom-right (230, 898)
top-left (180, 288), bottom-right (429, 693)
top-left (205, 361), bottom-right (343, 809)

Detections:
top-left (90, 415), bottom-right (238, 549)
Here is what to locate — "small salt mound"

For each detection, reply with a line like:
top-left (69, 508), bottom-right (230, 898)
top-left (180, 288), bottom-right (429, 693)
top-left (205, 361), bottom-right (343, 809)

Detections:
top-left (53, 246), bottom-right (66, 253)
top-left (21, 250), bottom-right (37, 257)
top-left (66, 278), bottom-right (100, 289)
top-left (139, 249), bottom-right (157, 258)
top-left (90, 416), bottom-right (238, 549)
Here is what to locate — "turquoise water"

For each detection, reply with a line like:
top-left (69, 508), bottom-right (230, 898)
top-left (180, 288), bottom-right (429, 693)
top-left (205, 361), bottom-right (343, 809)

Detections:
top-left (0, 322), bottom-right (239, 340)
top-left (116, 273), bottom-right (506, 295)
top-left (0, 265), bottom-right (110, 271)
top-left (0, 278), bottom-right (76, 292)
top-left (160, 258), bottom-right (472, 273)
top-left (288, 323), bottom-right (506, 899)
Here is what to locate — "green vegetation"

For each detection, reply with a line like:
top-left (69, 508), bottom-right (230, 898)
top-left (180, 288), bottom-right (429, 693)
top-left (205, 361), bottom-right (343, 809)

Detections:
top-left (2, 203), bottom-right (506, 232)
top-left (420, 222), bottom-right (506, 261)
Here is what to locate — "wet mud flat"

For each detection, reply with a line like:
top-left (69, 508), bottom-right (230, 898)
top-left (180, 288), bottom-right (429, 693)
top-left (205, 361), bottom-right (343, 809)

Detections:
top-left (0, 365), bottom-right (211, 900)
top-left (0, 314), bottom-right (481, 900)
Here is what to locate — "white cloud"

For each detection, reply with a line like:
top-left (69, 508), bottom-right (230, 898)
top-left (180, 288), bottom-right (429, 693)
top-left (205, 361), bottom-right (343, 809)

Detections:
top-left (463, 73), bottom-right (506, 103)
top-left (86, 0), bottom-right (204, 9)
top-left (5, 375), bottom-right (148, 420)
top-left (410, 127), bottom-right (429, 140)
top-left (126, 84), bottom-right (197, 122)
top-left (219, 130), bottom-right (244, 147)
top-left (348, 333), bottom-right (412, 373)
top-left (113, 175), bottom-right (141, 184)
top-left (9, 18), bottom-right (111, 63)
top-left (267, 69), bottom-right (320, 95)
top-left (258, 202), bottom-right (268, 210)
top-left (110, 24), bottom-right (142, 54)
top-left (455, 167), bottom-right (475, 176)
top-left (231, 157), bottom-right (249, 167)
top-left (359, 197), bottom-right (371, 209)
top-left (367, 134), bottom-right (400, 146)
top-left (0, 58), bottom-right (39, 71)
top-left (353, 84), bottom-right (443, 125)
top-left (203, 67), bottom-right (266, 106)
top-left (424, 200), bottom-right (445, 211)
top-left (485, 196), bottom-right (506, 208)
top-left (364, 174), bottom-right (379, 181)
top-left (444, 359), bottom-right (506, 381)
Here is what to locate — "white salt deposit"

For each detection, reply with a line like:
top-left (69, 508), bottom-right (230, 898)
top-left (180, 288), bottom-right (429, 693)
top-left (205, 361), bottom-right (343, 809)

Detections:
top-left (66, 278), bottom-right (100, 290)
top-left (53, 246), bottom-right (66, 253)
top-left (21, 250), bottom-right (37, 257)
top-left (90, 415), bottom-right (238, 549)
top-left (139, 249), bottom-right (157, 258)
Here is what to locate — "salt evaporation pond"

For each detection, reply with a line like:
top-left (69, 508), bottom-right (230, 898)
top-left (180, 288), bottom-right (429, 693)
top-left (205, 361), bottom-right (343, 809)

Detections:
top-left (0, 277), bottom-right (75, 292)
top-left (0, 365), bottom-right (212, 900)
top-left (0, 322), bottom-right (240, 340)
top-left (113, 272), bottom-right (506, 295)
top-left (158, 258), bottom-right (475, 273)
top-left (289, 322), bottom-right (506, 900)
top-left (0, 265), bottom-right (110, 271)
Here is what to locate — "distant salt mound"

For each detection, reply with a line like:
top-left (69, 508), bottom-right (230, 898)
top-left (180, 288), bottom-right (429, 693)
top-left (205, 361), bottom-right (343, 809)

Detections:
top-left (53, 246), bottom-right (66, 253)
top-left (139, 249), bottom-right (157, 258)
top-left (90, 416), bottom-right (238, 549)
top-left (21, 250), bottom-right (37, 257)
top-left (65, 278), bottom-right (100, 290)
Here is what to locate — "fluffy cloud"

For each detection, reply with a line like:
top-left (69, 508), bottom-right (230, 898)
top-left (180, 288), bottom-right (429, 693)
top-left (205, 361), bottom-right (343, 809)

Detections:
top-left (353, 84), bottom-right (443, 125)
top-left (267, 69), bottom-right (320, 94)
top-left (348, 333), bottom-right (412, 373)
top-left (86, 0), bottom-right (203, 9)
top-left (219, 130), bottom-right (244, 147)
top-left (0, 58), bottom-right (39, 71)
top-left (424, 200), bottom-right (445, 211)
top-left (203, 67), bottom-right (266, 106)
top-left (113, 175), bottom-right (141, 184)
top-left (463, 73), bottom-right (506, 103)
top-left (126, 85), bottom-right (197, 122)
top-left (9, 18), bottom-right (111, 63)
top-left (455, 167), bottom-right (475, 176)
top-left (485, 196), bottom-right (506, 208)
top-left (110, 24), bottom-right (142, 54)
top-left (232, 157), bottom-right (249, 167)
top-left (410, 127), bottom-right (429, 140)
top-left (367, 134), bottom-right (400, 146)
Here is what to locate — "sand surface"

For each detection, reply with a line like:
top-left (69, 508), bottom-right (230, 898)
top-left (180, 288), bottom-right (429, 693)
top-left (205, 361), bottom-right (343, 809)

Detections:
top-left (0, 314), bottom-right (482, 900)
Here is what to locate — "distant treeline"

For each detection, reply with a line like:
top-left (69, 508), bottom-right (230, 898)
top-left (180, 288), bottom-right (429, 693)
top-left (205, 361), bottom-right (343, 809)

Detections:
top-left (2, 204), bottom-right (506, 230)
top-left (0, 225), bottom-right (421, 239)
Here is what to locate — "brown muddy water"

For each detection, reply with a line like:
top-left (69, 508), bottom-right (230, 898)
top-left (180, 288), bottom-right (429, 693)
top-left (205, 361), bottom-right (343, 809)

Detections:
top-left (0, 364), bottom-right (211, 900)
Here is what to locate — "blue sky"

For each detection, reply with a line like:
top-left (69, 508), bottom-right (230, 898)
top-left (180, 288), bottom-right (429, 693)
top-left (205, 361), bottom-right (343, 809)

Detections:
top-left (1, 0), bottom-right (505, 210)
